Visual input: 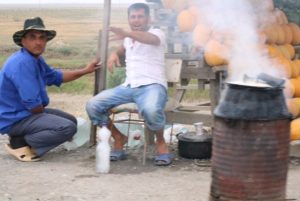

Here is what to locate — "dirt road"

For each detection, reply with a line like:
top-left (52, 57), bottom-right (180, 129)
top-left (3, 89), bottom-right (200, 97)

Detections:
top-left (0, 93), bottom-right (300, 201)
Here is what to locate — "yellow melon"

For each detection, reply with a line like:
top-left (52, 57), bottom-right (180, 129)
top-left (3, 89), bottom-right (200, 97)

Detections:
top-left (263, 25), bottom-right (278, 44)
top-left (188, 6), bottom-right (200, 19)
top-left (193, 24), bottom-right (212, 48)
top-left (293, 97), bottom-right (300, 108)
top-left (286, 44), bottom-right (296, 59)
top-left (162, 0), bottom-right (188, 12)
top-left (277, 45), bottom-right (290, 59)
top-left (291, 78), bottom-right (300, 97)
top-left (266, 0), bottom-right (275, 11)
top-left (291, 118), bottom-right (300, 141)
top-left (282, 25), bottom-right (293, 44)
top-left (274, 8), bottom-right (288, 25)
top-left (284, 79), bottom-right (295, 98)
top-left (161, 0), bottom-right (172, 9)
top-left (274, 57), bottom-right (292, 78)
top-left (288, 23), bottom-right (300, 45)
top-left (177, 9), bottom-right (196, 32)
top-left (286, 99), bottom-right (299, 118)
top-left (204, 40), bottom-right (228, 66)
top-left (294, 60), bottom-right (300, 73)
top-left (291, 61), bottom-right (300, 78)
top-left (275, 24), bottom-right (286, 45)
top-left (266, 44), bottom-right (282, 58)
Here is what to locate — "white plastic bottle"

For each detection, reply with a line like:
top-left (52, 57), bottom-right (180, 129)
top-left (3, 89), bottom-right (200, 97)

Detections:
top-left (63, 117), bottom-right (90, 151)
top-left (96, 125), bottom-right (111, 173)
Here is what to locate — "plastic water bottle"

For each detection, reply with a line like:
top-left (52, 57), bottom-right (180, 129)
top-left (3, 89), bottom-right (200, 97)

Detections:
top-left (63, 117), bottom-right (90, 151)
top-left (96, 125), bottom-right (111, 173)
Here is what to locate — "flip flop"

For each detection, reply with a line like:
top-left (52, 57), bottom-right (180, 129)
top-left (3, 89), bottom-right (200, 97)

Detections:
top-left (4, 144), bottom-right (41, 162)
top-left (154, 153), bottom-right (175, 166)
top-left (110, 150), bottom-right (128, 161)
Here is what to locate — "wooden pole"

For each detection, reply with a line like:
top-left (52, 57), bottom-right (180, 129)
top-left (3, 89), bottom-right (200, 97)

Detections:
top-left (90, 0), bottom-right (111, 146)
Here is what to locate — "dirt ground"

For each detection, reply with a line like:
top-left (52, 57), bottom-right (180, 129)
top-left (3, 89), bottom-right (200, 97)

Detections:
top-left (1, 93), bottom-right (300, 201)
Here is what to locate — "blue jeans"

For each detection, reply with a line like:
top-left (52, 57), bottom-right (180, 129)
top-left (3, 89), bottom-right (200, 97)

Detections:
top-left (86, 84), bottom-right (167, 131)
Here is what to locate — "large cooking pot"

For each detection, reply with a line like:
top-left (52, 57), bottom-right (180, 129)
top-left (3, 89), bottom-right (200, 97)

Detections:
top-left (214, 77), bottom-right (290, 120)
top-left (177, 131), bottom-right (212, 159)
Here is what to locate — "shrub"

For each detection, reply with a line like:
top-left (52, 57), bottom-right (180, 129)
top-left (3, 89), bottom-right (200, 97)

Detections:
top-left (106, 68), bottom-right (126, 88)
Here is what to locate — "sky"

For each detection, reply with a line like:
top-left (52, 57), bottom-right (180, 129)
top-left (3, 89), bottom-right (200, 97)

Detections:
top-left (0, 0), bottom-right (146, 4)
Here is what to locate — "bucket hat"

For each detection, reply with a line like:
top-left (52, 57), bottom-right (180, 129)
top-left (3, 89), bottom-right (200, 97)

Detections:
top-left (13, 17), bottom-right (56, 47)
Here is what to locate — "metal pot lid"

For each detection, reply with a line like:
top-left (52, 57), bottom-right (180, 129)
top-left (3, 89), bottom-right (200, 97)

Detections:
top-left (226, 81), bottom-right (272, 89)
top-left (177, 132), bottom-right (212, 142)
top-left (226, 73), bottom-right (285, 89)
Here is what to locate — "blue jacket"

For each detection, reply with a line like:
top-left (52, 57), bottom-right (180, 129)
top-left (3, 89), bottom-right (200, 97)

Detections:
top-left (0, 48), bottom-right (63, 133)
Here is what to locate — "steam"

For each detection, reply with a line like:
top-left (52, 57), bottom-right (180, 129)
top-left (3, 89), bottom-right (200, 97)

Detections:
top-left (192, 0), bottom-right (282, 81)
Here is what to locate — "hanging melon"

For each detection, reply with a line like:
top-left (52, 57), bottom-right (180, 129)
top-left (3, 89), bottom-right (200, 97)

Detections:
top-left (294, 60), bottom-right (300, 73)
top-left (265, 0), bottom-right (275, 11)
top-left (284, 79), bottom-right (295, 98)
top-left (273, 57), bottom-right (292, 78)
top-left (177, 9), bottom-right (196, 32)
top-left (273, 8), bottom-right (288, 25)
top-left (162, 0), bottom-right (188, 12)
top-left (204, 40), bottom-right (228, 66)
top-left (265, 44), bottom-right (282, 58)
top-left (188, 6), bottom-right (200, 19)
top-left (285, 44), bottom-right (296, 59)
top-left (282, 25), bottom-right (293, 44)
top-left (193, 24), bottom-right (212, 48)
top-left (290, 118), bottom-right (300, 141)
top-left (161, 0), bottom-right (172, 9)
top-left (288, 23), bottom-right (300, 45)
top-left (277, 45), bottom-right (291, 60)
top-left (286, 99), bottom-right (299, 118)
top-left (262, 25), bottom-right (278, 44)
top-left (290, 78), bottom-right (300, 97)
top-left (291, 61), bottom-right (299, 78)
top-left (275, 24), bottom-right (286, 45)
top-left (293, 98), bottom-right (300, 108)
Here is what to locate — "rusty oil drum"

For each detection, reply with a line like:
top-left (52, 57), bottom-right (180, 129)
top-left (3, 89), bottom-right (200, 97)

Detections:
top-left (210, 118), bottom-right (290, 201)
top-left (210, 81), bottom-right (291, 201)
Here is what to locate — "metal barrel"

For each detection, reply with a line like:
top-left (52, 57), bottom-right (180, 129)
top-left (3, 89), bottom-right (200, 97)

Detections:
top-left (210, 117), bottom-right (290, 201)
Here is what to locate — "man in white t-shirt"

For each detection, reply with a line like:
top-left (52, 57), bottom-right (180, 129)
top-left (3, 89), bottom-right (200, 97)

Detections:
top-left (86, 3), bottom-right (173, 166)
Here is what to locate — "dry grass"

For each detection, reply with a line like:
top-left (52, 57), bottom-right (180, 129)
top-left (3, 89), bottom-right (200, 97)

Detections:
top-left (0, 6), bottom-right (128, 65)
top-left (0, 5), bottom-right (210, 101)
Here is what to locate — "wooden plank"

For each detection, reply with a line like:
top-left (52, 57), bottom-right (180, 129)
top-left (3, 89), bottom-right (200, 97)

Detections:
top-left (211, 65), bottom-right (228, 73)
top-left (165, 53), bottom-right (203, 60)
top-left (181, 66), bottom-right (216, 79)
top-left (175, 84), bottom-right (199, 90)
top-left (197, 101), bottom-right (211, 106)
top-left (177, 106), bottom-right (211, 111)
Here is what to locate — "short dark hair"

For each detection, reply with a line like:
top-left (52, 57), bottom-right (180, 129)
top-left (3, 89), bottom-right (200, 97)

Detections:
top-left (128, 3), bottom-right (150, 17)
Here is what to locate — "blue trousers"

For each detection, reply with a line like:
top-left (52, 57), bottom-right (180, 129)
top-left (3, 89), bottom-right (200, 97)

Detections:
top-left (86, 84), bottom-right (167, 131)
top-left (8, 108), bottom-right (77, 156)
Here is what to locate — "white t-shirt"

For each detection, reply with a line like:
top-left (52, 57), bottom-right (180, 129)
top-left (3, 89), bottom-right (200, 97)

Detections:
top-left (122, 27), bottom-right (167, 89)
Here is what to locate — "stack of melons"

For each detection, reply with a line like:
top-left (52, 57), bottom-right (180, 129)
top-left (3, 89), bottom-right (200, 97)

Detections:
top-left (161, 0), bottom-right (300, 141)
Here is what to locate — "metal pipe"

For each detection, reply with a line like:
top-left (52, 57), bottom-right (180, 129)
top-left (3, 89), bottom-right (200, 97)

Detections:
top-left (90, 0), bottom-right (111, 146)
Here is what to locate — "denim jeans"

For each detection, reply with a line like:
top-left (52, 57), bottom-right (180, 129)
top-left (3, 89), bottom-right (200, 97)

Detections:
top-left (9, 108), bottom-right (77, 156)
top-left (86, 84), bottom-right (167, 131)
